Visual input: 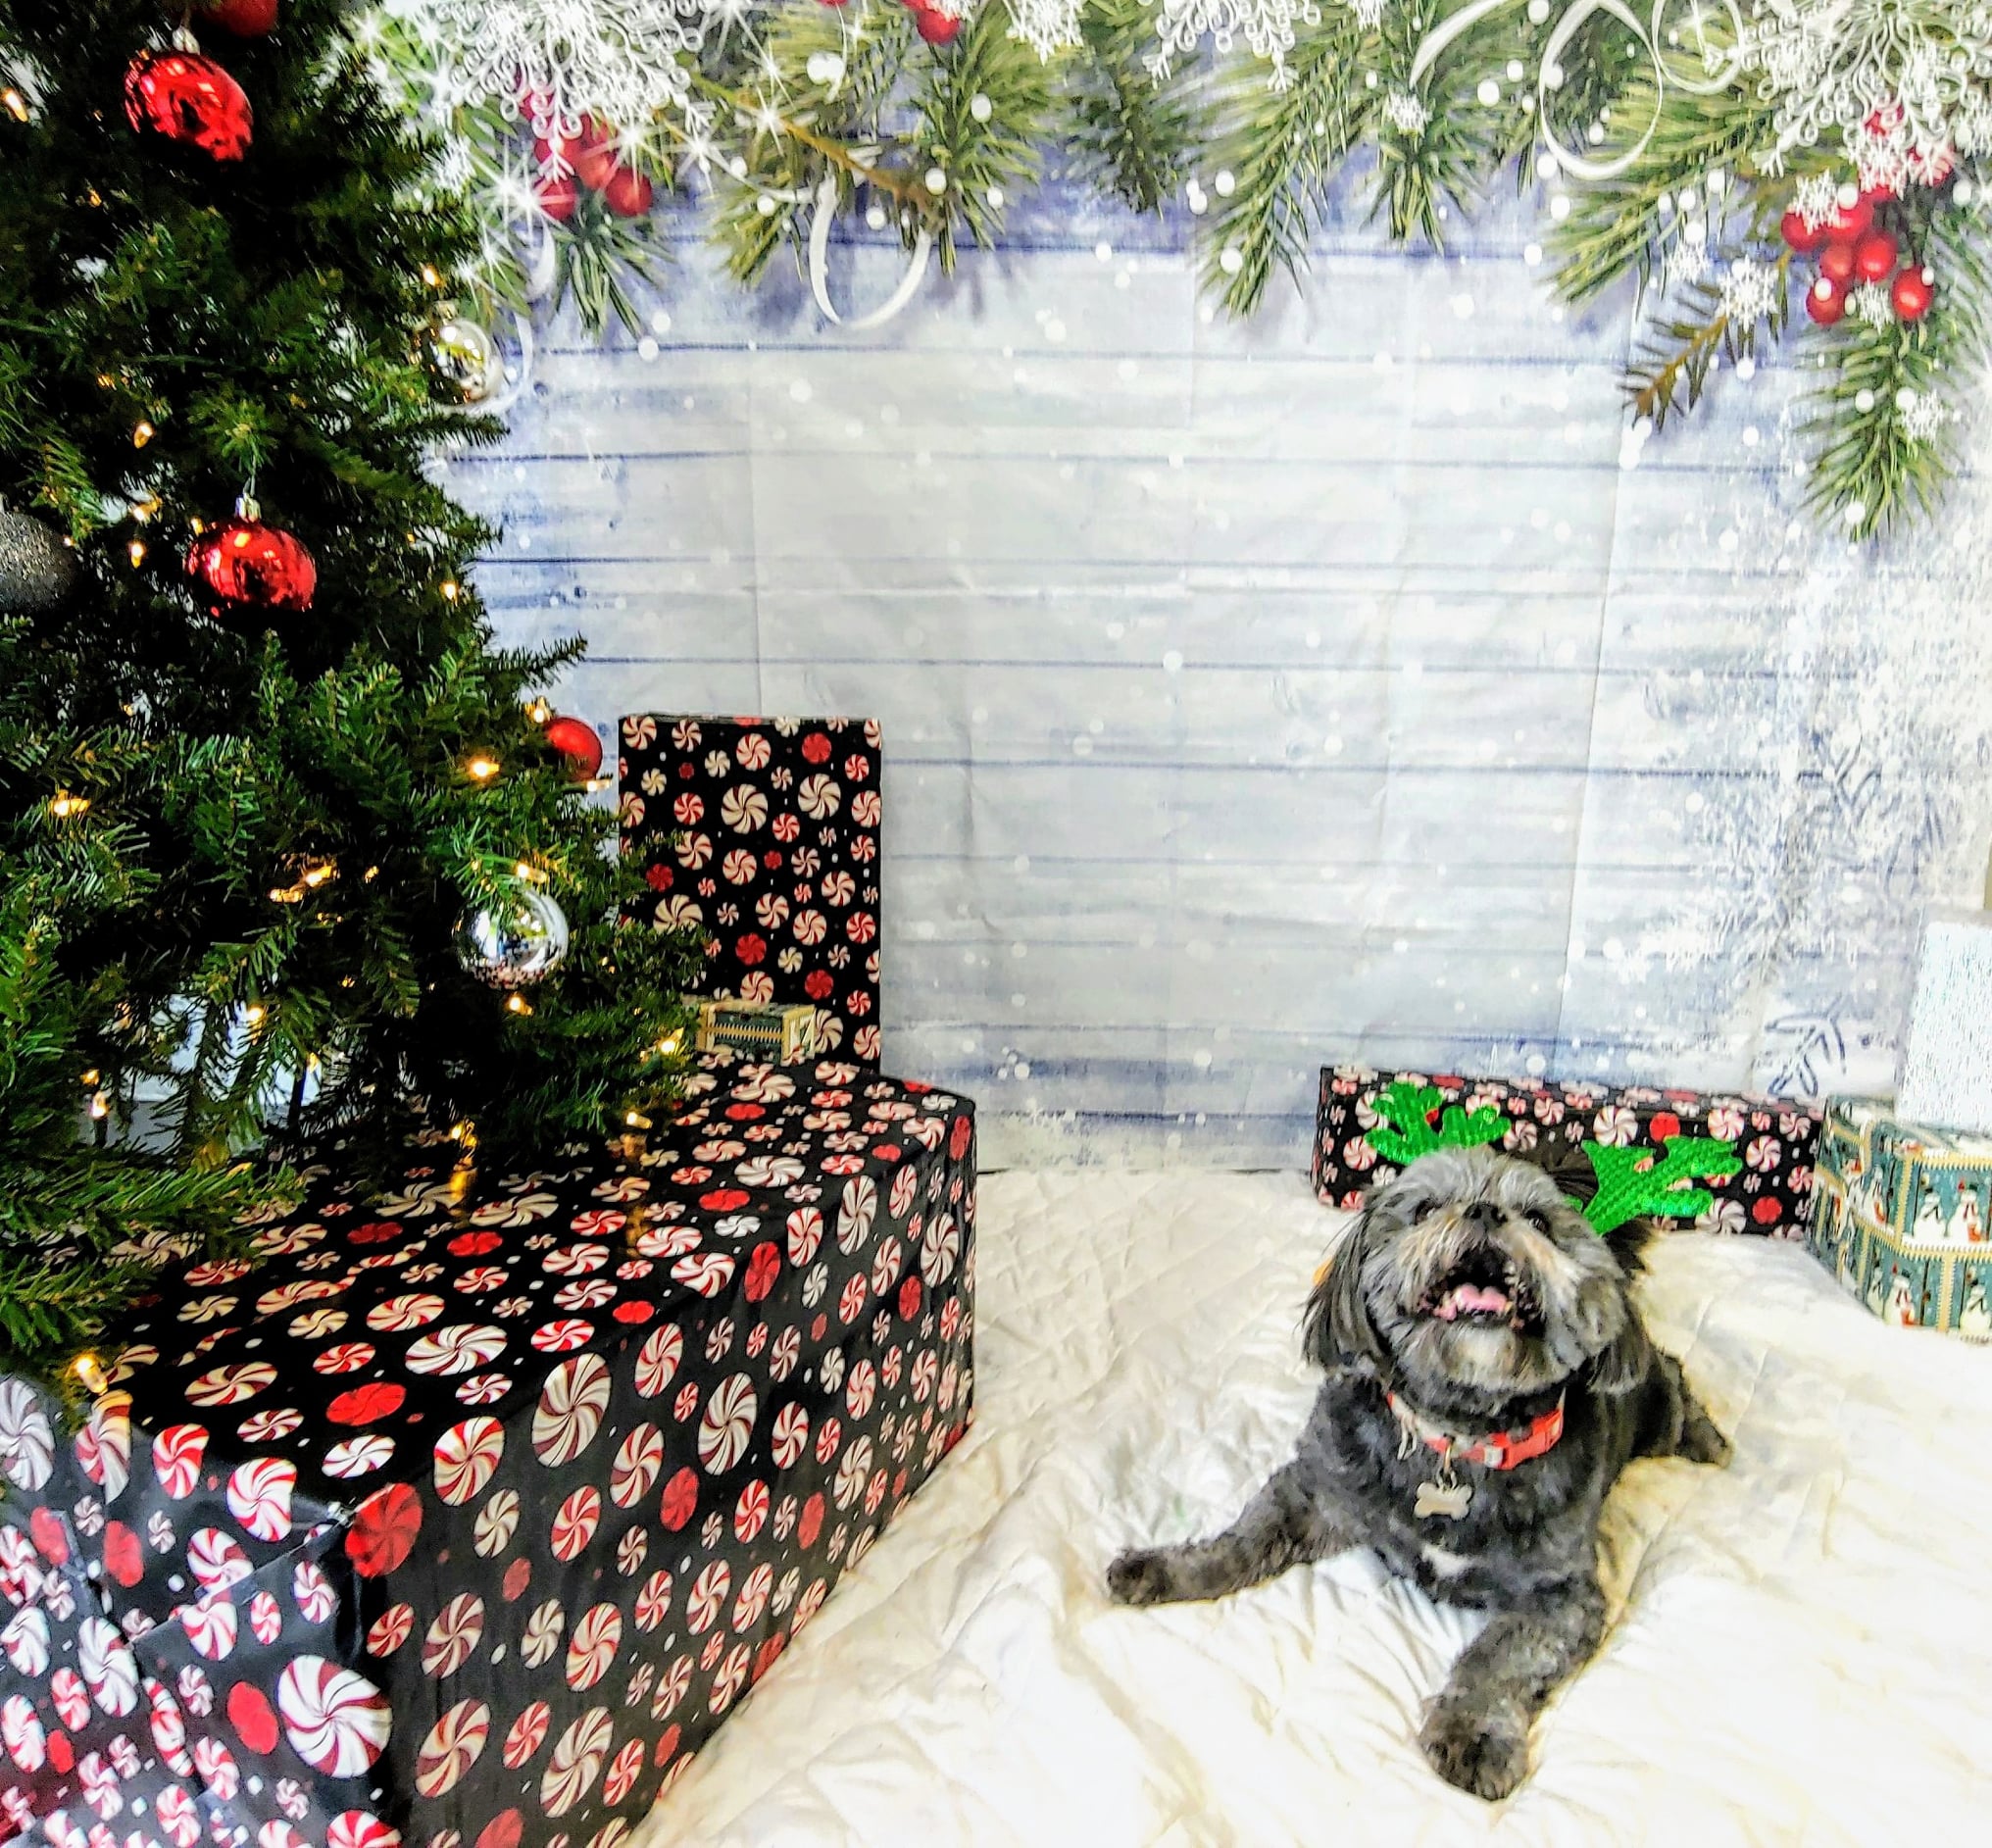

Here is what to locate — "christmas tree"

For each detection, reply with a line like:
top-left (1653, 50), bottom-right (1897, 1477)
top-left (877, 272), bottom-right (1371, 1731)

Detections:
top-left (0, 0), bottom-right (695, 1382)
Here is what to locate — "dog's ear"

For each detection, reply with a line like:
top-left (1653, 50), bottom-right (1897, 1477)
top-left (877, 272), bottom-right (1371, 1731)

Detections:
top-left (1586, 1293), bottom-right (1652, 1394)
top-left (1303, 1206), bottom-right (1387, 1374)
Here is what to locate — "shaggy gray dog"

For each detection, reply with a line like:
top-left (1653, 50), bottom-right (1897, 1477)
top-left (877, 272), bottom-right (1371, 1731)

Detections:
top-left (1106, 1145), bottom-right (1729, 1801)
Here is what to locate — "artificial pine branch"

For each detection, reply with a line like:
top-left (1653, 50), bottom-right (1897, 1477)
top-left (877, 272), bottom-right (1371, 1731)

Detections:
top-left (1203, 14), bottom-right (1373, 316)
top-left (1066, 0), bottom-right (1202, 214)
top-left (1625, 259), bottom-right (1788, 429)
top-left (1799, 193), bottom-right (1989, 538)
top-left (912, 1), bottom-right (1060, 269)
top-left (1370, 1), bottom-right (1514, 249)
top-left (1549, 55), bottom-right (1781, 305)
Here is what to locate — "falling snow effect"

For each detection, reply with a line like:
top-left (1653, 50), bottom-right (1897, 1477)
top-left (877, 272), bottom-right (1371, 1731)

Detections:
top-left (1629, 477), bottom-right (1992, 1098)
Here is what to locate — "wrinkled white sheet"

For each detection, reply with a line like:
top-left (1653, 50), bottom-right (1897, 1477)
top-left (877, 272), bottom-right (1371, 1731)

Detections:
top-left (634, 1171), bottom-right (1990, 1847)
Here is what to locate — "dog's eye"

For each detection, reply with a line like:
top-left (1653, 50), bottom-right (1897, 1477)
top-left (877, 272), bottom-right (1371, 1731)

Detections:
top-left (1409, 1198), bottom-right (1436, 1224)
top-left (1524, 1209), bottom-right (1550, 1233)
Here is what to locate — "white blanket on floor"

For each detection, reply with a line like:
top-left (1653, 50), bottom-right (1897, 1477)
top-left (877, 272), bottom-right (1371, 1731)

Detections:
top-left (634, 1171), bottom-right (1988, 1847)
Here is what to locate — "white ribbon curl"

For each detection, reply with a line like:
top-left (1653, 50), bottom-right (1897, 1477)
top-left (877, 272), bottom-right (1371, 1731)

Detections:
top-left (806, 175), bottom-right (933, 330)
top-left (1408, 0), bottom-right (1742, 183)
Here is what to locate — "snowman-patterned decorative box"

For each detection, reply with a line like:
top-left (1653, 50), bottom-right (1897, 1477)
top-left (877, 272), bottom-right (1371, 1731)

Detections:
top-left (1809, 1098), bottom-right (1992, 1339)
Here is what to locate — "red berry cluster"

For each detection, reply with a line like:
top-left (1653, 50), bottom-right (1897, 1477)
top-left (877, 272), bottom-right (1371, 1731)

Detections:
top-left (820, 0), bottom-right (963, 44)
top-left (530, 117), bottom-right (654, 223)
top-left (1781, 187), bottom-right (1934, 326)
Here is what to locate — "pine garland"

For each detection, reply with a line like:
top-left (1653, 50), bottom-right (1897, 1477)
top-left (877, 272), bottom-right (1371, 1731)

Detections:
top-left (367, 0), bottom-right (1992, 541)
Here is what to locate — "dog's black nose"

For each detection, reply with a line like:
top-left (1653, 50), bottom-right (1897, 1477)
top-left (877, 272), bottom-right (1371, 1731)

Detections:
top-left (1463, 1201), bottom-right (1501, 1228)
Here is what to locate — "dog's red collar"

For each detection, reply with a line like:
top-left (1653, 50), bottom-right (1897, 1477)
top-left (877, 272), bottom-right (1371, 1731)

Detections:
top-left (1385, 1390), bottom-right (1566, 1472)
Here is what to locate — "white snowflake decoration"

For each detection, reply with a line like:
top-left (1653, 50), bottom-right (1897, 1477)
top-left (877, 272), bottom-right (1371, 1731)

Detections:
top-left (1740, 0), bottom-right (1992, 187)
top-left (1148, 0), bottom-right (1329, 89)
top-left (1383, 90), bottom-right (1430, 133)
top-left (370, 1), bottom-right (713, 151)
top-left (1006, 0), bottom-right (1084, 58)
top-left (1719, 254), bottom-right (1781, 323)
top-left (1848, 278), bottom-right (1895, 325)
top-left (1793, 171), bottom-right (1841, 227)
top-left (1899, 386), bottom-right (1958, 441)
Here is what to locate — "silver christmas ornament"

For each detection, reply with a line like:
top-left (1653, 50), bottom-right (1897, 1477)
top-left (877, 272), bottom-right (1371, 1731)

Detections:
top-left (456, 882), bottom-right (571, 988)
top-left (422, 315), bottom-right (506, 406)
top-left (0, 500), bottom-right (79, 615)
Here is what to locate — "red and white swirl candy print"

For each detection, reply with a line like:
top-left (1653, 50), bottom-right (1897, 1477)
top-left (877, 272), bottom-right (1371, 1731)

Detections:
top-left (564, 1602), bottom-right (622, 1691)
top-left (277, 1657), bottom-right (391, 1776)
top-left (421, 1594), bottom-right (485, 1678)
top-left (610, 1423), bottom-right (665, 1507)
top-left (503, 1697), bottom-right (551, 1769)
top-left (698, 1373), bottom-right (758, 1473)
top-left (433, 1416), bottom-right (505, 1505)
top-left (533, 1353), bottom-right (611, 1465)
top-left (539, 1706), bottom-right (615, 1818)
top-left (224, 1457), bottom-right (296, 1542)
top-left (415, 1699), bottom-right (490, 1800)
top-left (150, 1422), bottom-right (209, 1499)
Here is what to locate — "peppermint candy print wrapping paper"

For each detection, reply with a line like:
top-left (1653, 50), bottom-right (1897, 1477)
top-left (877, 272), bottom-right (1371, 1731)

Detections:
top-left (619, 718), bottom-right (884, 1066)
top-left (0, 1055), bottom-right (976, 1847)
top-left (1314, 1067), bottom-right (1820, 1236)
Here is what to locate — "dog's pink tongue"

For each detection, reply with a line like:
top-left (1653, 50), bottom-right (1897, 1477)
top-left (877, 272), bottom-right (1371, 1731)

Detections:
top-left (1442, 1283), bottom-right (1511, 1319)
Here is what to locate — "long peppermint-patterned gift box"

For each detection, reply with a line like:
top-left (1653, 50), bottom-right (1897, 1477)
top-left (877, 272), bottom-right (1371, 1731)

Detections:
top-left (1314, 1067), bottom-right (1820, 1237)
top-left (0, 1055), bottom-right (974, 1848)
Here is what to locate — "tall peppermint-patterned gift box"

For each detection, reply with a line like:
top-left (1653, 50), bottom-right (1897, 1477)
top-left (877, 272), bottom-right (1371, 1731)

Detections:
top-left (1808, 1098), bottom-right (1992, 1338)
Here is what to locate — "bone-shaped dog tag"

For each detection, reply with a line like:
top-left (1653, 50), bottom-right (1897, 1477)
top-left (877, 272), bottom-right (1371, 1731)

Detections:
top-left (1415, 1478), bottom-right (1472, 1520)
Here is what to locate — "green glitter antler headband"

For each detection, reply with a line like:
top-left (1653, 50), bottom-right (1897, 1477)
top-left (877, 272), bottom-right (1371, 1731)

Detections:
top-left (1366, 1080), bottom-right (1509, 1165)
top-left (1577, 1137), bottom-right (1742, 1236)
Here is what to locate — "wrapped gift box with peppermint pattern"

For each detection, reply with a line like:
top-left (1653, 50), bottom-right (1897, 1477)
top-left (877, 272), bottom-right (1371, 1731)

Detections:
top-left (1314, 1067), bottom-right (1821, 1235)
top-left (0, 1055), bottom-right (975, 1846)
top-left (1808, 1098), bottom-right (1992, 1337)
top-left (621, 717), bottom-right (883, 1066)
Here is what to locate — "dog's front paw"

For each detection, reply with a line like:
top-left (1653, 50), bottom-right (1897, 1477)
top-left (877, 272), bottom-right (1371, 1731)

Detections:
top-left (1106, 1548), bottom-right (1176, 1607)
top-left (1419, 1704), bottom-right (1530, 1802)
top-left (1680, 1415), bottom-right (1732, 1468)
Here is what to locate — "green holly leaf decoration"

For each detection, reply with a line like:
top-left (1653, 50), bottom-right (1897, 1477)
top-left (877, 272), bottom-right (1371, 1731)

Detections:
top-left (1367, 1080), bottom-right (1509, 1165)
top-left (1580, 1137), bottom-right (1743, 1236)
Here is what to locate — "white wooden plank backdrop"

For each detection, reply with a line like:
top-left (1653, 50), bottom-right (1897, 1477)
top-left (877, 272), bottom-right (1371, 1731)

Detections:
top-left (445, 175), bottom-right (1992, 1167)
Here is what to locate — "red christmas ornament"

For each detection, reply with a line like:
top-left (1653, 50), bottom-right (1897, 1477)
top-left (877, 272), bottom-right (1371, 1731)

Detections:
top-left (124, 47), bottom-right (254, 162)
top-left (1805, 276), bottom-right (1846, 326)
top-left (543, 715), bottom-right (604, 780)
top-left (186, 499), bottom-right (316, 623)
top-left (534, 175), bottom-right (577, 222)
top-left (1853, 228), bottom-right (1899, 281)
top-left (911, 3), bottom-right (964, 44)
top-left (1891, 267), bottom-right (1935, 321)
top-left (602, 164), bottom-right (653, 218)
top-left (1780, 209), bottom-right (1823, 253)
top-left (1818, 240), bottom-right (1858, 285)
top-left (197, 0), bottom-right (278, 35)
